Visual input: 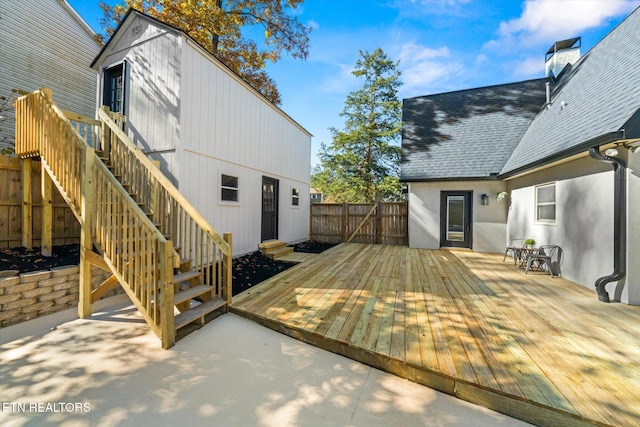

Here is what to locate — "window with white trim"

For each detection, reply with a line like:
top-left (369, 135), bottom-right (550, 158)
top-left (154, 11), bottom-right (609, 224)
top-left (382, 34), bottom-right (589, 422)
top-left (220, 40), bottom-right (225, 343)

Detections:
top-left (535, 183), bottom-right (556, 223)
top-left (292, 188), bottom-right (300, 206)
top-left (221, 174), bottom-right (239, 202)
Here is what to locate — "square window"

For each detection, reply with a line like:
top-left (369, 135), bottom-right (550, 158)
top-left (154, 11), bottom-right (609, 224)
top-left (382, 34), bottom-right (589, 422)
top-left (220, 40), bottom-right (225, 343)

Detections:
top-left (221, 174), bottom-right (239, 202)
top-left (535, 183), bottom-right (556, 223)
top-left (292, 188), bottom-right (300, 206)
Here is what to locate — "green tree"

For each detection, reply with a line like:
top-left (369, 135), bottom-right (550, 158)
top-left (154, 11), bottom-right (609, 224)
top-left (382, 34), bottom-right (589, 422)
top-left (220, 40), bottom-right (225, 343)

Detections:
top-left (100, 0), bottom-right (311, 105)
top-left (312, 48), bottom-right (402, 203)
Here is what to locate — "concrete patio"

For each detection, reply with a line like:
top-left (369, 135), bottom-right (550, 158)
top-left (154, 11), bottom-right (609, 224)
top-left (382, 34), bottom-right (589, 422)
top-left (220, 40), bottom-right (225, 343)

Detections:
top-left (0, 294), bottom-right (528, 426)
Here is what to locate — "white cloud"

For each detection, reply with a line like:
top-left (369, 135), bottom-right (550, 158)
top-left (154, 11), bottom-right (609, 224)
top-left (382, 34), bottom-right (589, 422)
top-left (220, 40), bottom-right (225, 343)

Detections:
top-left (494, 0), bottom-right (639, 46)
top-left (307, 20), bottom-right (320, 30)
top-left (320, 63), bottom-right (356, 93)
top-left (397, 43), bottom-right (463, 94)
top-left (512, 56), bottom-right (545, 76)
top-left (475, 54), bottom-right (488, 65)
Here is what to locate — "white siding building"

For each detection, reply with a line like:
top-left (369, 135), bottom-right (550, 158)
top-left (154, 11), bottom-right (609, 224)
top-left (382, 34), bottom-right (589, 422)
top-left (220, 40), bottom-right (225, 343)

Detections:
top-left (91, 10), bottom-right (312, 255)
top-left (0, 0), bottom-right (100, 152)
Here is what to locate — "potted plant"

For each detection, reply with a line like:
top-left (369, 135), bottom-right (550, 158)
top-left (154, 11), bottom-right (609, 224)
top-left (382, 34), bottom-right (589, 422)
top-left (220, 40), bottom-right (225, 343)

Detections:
top-left (496, 191), bottom-right (508, 202)
top-left (524, 238), bottom-right (536, 248)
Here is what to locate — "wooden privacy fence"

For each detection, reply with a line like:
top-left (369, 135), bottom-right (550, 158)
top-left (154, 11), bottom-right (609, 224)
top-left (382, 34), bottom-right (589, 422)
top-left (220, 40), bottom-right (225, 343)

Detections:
top-left (310, 202), bottom-right (408, 245)
top-left (0, 155), bottom-right (79, 248)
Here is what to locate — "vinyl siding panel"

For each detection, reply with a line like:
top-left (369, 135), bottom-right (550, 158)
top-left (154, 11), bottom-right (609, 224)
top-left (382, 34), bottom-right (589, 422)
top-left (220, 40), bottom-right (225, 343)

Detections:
top-left (95, 16), bottom-right (182, 184)
top-left (0, 0), bottom-right (100, 151)
top-left (180, 150), bottom-right (309, 255)
top-left (179, 41), bottom-right (311, 254)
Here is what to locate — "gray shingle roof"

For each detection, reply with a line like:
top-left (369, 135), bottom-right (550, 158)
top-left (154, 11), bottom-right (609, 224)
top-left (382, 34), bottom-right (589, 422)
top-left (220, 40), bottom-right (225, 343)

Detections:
top-left (401, 79), bottom-right (547, 181)
top-left (500, 8), bottom-right (640, 176)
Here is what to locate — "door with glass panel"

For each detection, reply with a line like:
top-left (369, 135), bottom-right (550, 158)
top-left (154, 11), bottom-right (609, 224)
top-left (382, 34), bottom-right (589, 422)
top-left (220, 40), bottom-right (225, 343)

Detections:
top-left (440, 191), bottom-right (472, 248)
top-left (261, 176), bottom-right (279, 241)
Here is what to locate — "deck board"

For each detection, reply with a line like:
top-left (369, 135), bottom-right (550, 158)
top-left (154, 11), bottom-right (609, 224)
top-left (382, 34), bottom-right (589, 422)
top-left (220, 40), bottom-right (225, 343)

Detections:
top-left (230, 243), bottom-right (640, 427)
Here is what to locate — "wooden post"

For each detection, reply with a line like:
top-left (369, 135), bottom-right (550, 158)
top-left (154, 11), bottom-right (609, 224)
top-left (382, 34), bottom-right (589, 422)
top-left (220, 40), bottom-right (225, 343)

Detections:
top-left (160, 239), bottom-right (176, 349)
top-left (21, 158), bottom-right (33, 249)
top-left (41, 163), bottom-right (53, 256)
top-left (79, 146), bottom-right (95, 318)
top-left (376, 202), bottom-right (382, 245)
top-left (223, 232), bottom-right (233, 305)
top-left (100, 105), bottom-right (111, 156)
top-left (150, 160), bottom-right (160, 222)
top-left (342, 202), bottom-right (348, 242)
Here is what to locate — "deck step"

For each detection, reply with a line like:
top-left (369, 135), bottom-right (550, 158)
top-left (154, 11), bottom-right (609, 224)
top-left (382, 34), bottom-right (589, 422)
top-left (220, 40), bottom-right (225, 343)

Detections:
top-left (174, 284), bottom-right (213, 305)
top-left (259, 239), bottom-right (288, 251)
top-left (174, 298), bottom-right (227, 330)
top-left (265, 246), bottom-right (294, 259)
top-left (179, 257), bottom-right (192, 269)
top-left (174, 270), bottom-right (202, 284)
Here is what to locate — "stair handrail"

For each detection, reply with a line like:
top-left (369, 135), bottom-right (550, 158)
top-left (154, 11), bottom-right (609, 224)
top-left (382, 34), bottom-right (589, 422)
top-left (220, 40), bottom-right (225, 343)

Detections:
top-left (15, 89), bottom-right (176, 348)
top-left (98, 107), bottom-right (231, 256)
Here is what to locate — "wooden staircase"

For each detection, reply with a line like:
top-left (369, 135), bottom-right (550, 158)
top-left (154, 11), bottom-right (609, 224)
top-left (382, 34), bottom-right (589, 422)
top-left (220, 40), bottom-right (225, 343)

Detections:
top-left (259, 240), bottom-right (294, 259)
top-left (15, 89), bottom-right (232, 349)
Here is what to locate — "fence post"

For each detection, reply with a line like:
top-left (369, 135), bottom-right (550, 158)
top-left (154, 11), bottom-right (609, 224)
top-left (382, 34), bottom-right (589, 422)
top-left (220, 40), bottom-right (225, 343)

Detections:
top-left (223, 232), bottom-right (233, 306)
top-left (376, 202), bottom-right (383, 245)
top-left (342, 202), bottom-right (348, 242)
top-left (21, 158), bottom-right (33, 249)
top-left (41, 163), bottom-right (53, 256)
top-left (160, 239), bottom-right (176, 349)
top-left (79, 145), bottom-right (95, 318)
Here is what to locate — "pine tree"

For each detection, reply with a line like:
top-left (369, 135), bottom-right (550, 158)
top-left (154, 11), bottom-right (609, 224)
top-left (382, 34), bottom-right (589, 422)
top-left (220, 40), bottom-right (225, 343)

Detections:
top-left (312, 48), bottom-right (402, 202)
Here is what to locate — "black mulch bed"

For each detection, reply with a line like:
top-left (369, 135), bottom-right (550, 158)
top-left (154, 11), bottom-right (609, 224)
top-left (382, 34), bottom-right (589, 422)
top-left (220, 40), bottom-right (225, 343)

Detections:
top-left (231, 251), bottom-right (295, 296)
top-left (1, 240), bottom-right (338, 296)
top-left (0, 244), bottom-right (80, 273)
top-left (290, 240), bottom-right (338, 253)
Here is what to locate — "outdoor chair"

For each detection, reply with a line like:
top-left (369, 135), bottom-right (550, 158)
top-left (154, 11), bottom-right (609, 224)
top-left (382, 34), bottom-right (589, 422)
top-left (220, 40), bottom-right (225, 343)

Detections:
top-left (503, 238), bottom-right (525, 264)
top-left (524, 245), bottom-right (563, 277)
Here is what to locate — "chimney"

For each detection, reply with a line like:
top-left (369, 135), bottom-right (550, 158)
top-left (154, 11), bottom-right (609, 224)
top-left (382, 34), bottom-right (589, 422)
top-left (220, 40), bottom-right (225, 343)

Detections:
top-left (545, 37), bottom-right (581, 80)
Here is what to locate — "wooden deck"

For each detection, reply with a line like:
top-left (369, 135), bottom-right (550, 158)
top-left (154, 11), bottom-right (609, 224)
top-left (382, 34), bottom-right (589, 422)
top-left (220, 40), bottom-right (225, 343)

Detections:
top-left (230, 243), bottom-right (640, 427)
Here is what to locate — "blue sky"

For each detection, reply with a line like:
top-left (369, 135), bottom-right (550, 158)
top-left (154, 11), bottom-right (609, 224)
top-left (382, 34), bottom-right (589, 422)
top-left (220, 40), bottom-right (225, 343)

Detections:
top-left (71, 0), bottom-right (640, 166)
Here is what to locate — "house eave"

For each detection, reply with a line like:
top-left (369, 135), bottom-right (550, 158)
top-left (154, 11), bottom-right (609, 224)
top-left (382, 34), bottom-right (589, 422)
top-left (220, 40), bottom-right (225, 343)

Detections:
top-left (400, 176), bottom-right (500, 183)
top-left (498, 131), bottom-right (625, 180)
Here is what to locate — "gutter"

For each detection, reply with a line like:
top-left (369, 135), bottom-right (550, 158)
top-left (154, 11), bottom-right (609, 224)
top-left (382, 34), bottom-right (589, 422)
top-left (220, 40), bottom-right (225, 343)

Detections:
top-left (588, 146), bottom-right (626, 303)
top-left (498, 131), bottom-right (624, 180)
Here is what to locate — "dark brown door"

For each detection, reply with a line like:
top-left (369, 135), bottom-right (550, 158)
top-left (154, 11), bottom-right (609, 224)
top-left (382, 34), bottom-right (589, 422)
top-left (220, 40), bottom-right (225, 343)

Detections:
top-left (261, 176), bottom-right (279, 241)
top-left (440, 191), bottom-right (472, 248)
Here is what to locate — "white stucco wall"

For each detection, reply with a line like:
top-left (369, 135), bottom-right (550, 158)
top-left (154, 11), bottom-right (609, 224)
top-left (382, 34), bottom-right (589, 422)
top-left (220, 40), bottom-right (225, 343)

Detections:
top-left (506, 157), bottom-right (630, 301)
top-left (625, 147), bottom-right (640, 304)
top-left (408, 181), bottom-right (508, 253)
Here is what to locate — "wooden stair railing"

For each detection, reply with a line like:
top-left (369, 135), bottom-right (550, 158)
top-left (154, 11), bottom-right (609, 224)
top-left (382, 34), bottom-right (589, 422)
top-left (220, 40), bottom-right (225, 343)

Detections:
top-left (14, 89), bottom-right (232, 349)
top-left (97, 107), bottom-right (232, 307)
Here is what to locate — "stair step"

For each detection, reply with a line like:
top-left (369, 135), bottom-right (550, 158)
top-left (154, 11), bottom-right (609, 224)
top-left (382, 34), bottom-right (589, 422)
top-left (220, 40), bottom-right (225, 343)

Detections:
top-left (174, 270), bottom-right (202, 284)
top-left (174, 298), bottom-right (227, 330)
top-left (266, 246), bottom-right (294, 259)
top-left (179, 257), bottom-right (192, 269)
top-left (174, 284), bottom-right (213, 305)
top-left (259, 239), bottom-right (288, 250)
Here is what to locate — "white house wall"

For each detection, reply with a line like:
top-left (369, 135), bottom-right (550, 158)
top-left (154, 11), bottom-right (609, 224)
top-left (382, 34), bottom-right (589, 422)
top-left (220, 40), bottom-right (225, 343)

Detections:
top-left (626, 148), bottom-right (640, 304)
top-left (408, 181), bottom-right (508, 253)
top-left (178, 41), bottom-right (311, 255)
top-left (94, 16), bottom-right (182, 184)
top-left (0, 0), bottom-right (99, 151)
top-left (506, 157), bottom-right (624, 299)
top-left (180, 151), bottom-right (309, 255)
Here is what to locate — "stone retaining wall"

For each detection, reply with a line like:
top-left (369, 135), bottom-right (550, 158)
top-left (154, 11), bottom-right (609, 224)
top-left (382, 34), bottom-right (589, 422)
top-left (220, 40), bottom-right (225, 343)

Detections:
top-left (0, 266), bottom-right (123, 328)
